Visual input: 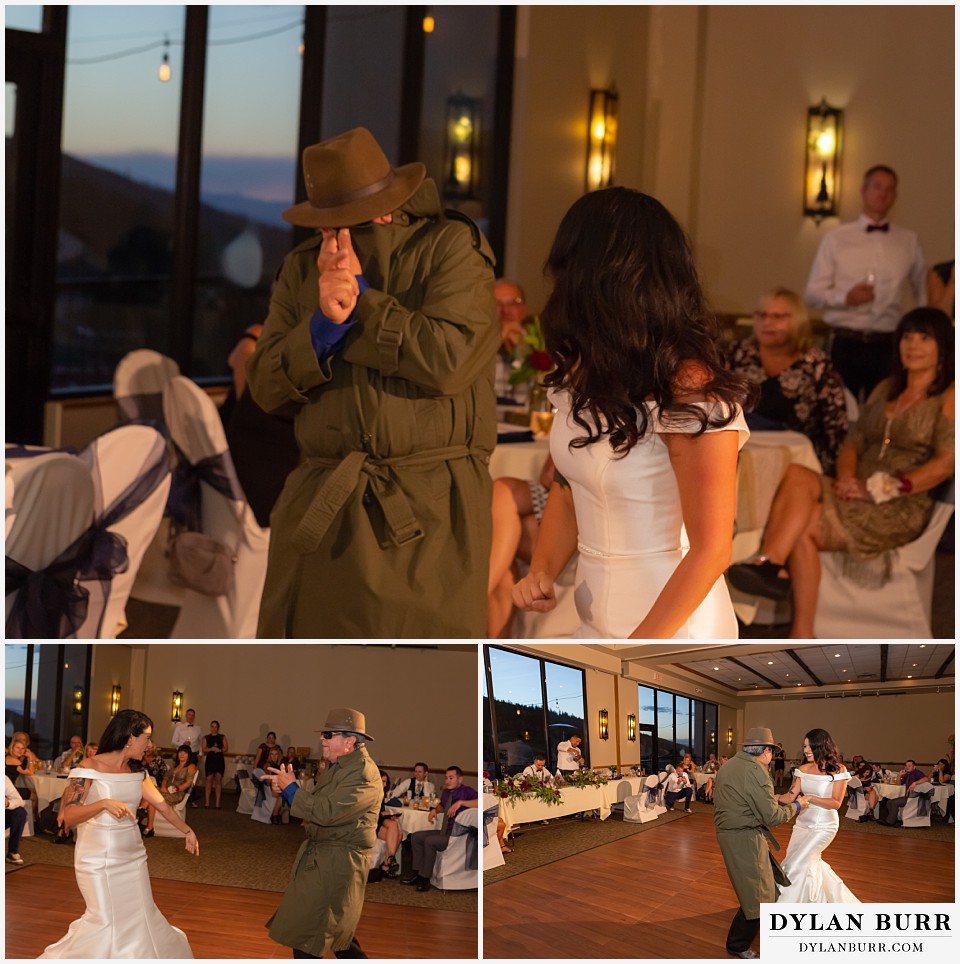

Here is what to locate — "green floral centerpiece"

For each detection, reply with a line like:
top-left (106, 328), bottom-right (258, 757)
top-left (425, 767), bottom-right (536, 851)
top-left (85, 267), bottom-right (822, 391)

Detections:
top-left (507, 315), bottom-right (554, 390)
top-left (494, 773), bottom-right (562, 806)
top-left (556, 768), bottom-right (608, 789)
top-left (630, 765), bottom-right (645, 778)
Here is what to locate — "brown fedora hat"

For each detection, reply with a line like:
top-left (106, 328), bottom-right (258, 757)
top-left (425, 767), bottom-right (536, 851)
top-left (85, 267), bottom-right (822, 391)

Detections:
top-left (738, 726), bottom-right (783, 751)
top-left (314, 706), bottom-right (375, 742)
top-left (282, 128), bottom-right (425, 229)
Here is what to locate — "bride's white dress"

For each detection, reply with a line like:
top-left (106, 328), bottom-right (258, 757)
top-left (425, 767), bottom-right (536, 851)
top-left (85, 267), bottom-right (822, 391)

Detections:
top-left (40, 768), bottom-right (193, 959)
top-left (777, 768), bottom-right (859, 903)
top-left (550, 393), bottom-right (748, 638)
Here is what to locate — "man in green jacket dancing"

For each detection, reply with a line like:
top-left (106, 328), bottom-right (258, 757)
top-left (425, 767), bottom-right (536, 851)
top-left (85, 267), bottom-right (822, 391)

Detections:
top-left (247, 127), bottom-right (499, 638)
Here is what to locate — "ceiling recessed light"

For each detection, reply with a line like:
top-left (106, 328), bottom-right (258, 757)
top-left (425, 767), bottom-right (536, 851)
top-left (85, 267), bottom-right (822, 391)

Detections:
top-left (842, 669), bottom-right (847, 673)
top-left (785, 673), bottom-right (790, 677)
top-left (714, 666), bottom-right (720, 671)
top-left (907, 675), bottom-right (913, 679)
top-left (912, 664), bottom-right (918, 668)
top-left (767, 661), bottom-right (774, 666)
top-left (833, 653), bottom-right (840, 658)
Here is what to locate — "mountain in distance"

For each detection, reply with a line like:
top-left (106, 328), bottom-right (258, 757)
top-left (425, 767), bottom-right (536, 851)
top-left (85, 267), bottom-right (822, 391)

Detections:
top-left (81, 151), bottom-right (297, 227)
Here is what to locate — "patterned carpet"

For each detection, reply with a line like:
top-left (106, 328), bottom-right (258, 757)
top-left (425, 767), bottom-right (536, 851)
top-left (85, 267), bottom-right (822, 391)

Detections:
top-left (9, 796), bottom-right (477, 914)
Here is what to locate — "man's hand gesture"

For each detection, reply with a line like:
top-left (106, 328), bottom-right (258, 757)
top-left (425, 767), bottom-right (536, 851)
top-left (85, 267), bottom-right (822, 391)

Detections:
top-left (317, 228), bottom-right (362, 324)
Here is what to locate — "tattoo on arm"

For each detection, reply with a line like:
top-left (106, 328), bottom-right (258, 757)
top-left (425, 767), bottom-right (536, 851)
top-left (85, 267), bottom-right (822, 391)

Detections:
top-left (64, 777), bottom-right (87, 808)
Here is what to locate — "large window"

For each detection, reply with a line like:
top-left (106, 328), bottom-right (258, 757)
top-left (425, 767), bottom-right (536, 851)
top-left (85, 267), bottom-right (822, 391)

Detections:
top-left (4, 644), bottom-right (90, 760)
top-left (484, 646), bottom-right (588, 778)
top-left (641, 683), bottom-right (718, 773)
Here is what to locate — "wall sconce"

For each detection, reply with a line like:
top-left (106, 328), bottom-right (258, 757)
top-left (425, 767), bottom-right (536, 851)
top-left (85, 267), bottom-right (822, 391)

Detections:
top-left (710, 730), bottom-right (717, 746)
top-left (444, 94), bottom-right (481, 200)
top-left (109, 685), bottom-right (122, 717)
top-left (804, 98), bottom-right (842, 223)
top-left (626, 713), bottom-right (637, 742)
top-left (726, 727), bottom-right (734, 746)
top-left (585, 88), bottom-right (618, 192)
top-left (171, 691), bottom-right (183, 723)
top-left (73, 686), bottom-right (84, 715)
top-left (598, 708), bottom-right (610, 741)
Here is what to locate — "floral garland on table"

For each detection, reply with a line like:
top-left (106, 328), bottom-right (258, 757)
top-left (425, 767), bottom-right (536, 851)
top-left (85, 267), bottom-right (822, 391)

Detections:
top-left (507, 315), bottom-right (554, 389)
top-left (556, 768), bottom-right (608, 789)
top-left (494, 774), bottom-right (562, 806)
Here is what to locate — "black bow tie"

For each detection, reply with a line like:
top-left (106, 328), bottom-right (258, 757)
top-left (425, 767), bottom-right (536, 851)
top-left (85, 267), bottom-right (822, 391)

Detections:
top-left (866, 223), bottom-right (889, 233)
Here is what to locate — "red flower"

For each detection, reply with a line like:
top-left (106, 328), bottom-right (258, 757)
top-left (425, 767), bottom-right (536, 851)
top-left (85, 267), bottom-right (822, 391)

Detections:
top-left (529, 350), bottom-right (553, 372)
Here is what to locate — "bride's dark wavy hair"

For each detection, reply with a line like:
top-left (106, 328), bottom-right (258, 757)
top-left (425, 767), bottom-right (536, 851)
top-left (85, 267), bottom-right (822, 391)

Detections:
top-left (803, 728), bottom-right (841, 776)
top-left (98, 709), bottom-right (153, 771)
top-left (542, 187), bottom-right (752, 454)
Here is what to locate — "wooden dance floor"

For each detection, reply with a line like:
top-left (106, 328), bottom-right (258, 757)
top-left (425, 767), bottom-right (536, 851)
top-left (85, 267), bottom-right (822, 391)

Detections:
top-left (484, 812), bottom-right (955, 959)
top-left (6, 865), bottom-right (477, 959)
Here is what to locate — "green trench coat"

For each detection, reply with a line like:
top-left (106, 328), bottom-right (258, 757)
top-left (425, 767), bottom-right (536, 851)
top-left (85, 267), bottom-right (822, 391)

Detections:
top-left (266, 745), bottom-right (382, 956)
top-left (713, 751), bottom-right (797, 919)
top-left (247, 179), bottom-right (499, 638)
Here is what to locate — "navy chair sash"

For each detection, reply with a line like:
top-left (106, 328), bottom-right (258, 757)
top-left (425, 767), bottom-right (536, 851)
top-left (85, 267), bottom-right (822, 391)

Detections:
top-left (449, 813), bottom-right (480, 872)
top-left (913, 788), bottom-right (934, 817)
top-left (481, 803), bottom-right (499, 849)
top-left (167, 443), bottom-right (244, 532)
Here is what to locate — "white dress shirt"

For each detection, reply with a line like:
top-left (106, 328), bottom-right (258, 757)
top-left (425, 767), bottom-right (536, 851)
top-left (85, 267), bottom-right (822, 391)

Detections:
top-left (392, 777), bottom-right (436, 799)
top-left (556, 741), bottom-right (582, 771)
top-left (522, 764), bottom-right (555, 785)
top-left (666, 770), bottom-right (692, 794)
top-left (5, 775), bottom-right (25, 810)
top-left (171, 723), bottom-right (203, 754)
top-left (804, 215), bottom-right (926, 333)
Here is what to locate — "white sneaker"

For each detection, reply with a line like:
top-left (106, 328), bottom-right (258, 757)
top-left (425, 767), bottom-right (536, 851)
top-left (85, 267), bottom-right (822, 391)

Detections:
top-left (7, 852), bottom-right (24, 864)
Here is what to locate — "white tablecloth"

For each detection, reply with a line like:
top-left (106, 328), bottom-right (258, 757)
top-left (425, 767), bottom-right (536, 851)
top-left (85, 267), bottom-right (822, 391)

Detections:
top-left (872, 781), bottom-right (953, 813)
top-left (489, 431), bottom-right (550, 482)
top-left (25, 773), bottom-right (71, 811)
top-left (384, 805), bottom-right (444, 838)
top-left (498, 783), bottom-right (612, 839)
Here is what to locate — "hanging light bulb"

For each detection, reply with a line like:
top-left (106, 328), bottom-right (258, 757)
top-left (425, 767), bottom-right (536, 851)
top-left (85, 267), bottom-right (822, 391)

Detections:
top-left (423, 14), bottom-right (435, 33)
top-left (158, 36), bottom-right (171, 82)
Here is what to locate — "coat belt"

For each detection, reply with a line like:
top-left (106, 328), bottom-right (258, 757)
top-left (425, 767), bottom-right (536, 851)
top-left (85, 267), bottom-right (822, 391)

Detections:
top-left (292, 445), bottom-right (473, 554)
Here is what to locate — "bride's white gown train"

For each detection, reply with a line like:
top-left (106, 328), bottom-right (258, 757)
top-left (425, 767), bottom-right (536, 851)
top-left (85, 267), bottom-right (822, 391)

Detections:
top-left (777, 769), bottom-right (859, 903)
top-left (40, 768), bottom-right (193, 958)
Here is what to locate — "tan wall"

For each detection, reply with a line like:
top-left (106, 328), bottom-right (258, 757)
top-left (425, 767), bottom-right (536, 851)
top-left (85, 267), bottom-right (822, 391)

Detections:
top-left (743, 690), bottom-right (954, 766)
top-left (88, 644), bottom-right (477, 781)
top-left (87, 643), bottom-right (135, 743)
top-left (506, 4), bottom-right (954, 316)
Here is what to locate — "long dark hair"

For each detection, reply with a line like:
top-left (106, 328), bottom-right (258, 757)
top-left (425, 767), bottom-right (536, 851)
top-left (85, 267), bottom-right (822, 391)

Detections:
top-left (887, 307), bottom-right (954, 400)
top-left (97, 709), bottom-right (153, 772)
top-left (542, 187), bottom-right (752, 454)
top-left (803, 728), bottom-right (842, 776)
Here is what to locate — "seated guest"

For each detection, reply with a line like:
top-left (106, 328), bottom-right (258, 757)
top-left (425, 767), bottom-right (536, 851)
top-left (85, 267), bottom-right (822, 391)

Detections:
top-left (701, 754), bottom-right (719, 801)
top-left (493, 279), bottom-right (531, 404)
top-left (856, 761), bottom-right (879, 813)
top-left (927, 260), bottom-right (954, 319)
top-left (899, 759), bottom-right (927, 789)
top-left (727, 308), bottom-right (954, 639)
top-left (496, 816), bottom-right (512, 854)
top-left (142, 745), bottom-right (197, 838)
top-left (488, 454), bottom-right (556, 637)
top-left (5, 732), bottom-right (39, 824)
top-left (283, 746), bottom-right (302, 772)
top-left (84, 742), bottom-right (98, 759)
top-left (142, 747), bottom-right (167, 787)
top-left (664, 765), bottom-right (694, 813)
top-left (255, 732), bottom-right (280, 771)
top-left (401, 766), bottom-right (479, 892)
top-left (376, 770), bottom-right (401, 877)
top-left (522, 755), bottom-right (555, 785)
top-left (5, 775), bottom-right (27, 865)
top-left (681, 752), bottom-right (699, 772)
top-left (393, 763), bottom-right (435, 801)
top-left (54, 736), bottom-right (85, 773)
top-left (556, 735), bottom-right (583, 775)
top-left (258, 746), bottom-right (286, 824)
top-left (724, 287), bottom-right (848, 473)
top-left (702, 753), bottom-right (719, 774)
top-left (931, 758), bottom-right (953, 784)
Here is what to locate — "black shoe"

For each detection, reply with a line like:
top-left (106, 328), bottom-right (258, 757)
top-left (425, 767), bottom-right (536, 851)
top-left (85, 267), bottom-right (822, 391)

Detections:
top-left (729, 951), bottom-right (760, 960)
top-left (142, 829), bottom-right (155, 838)
top-left (684, 808), bottom-right (692, 813)
top-left (415, 877), bottom-right (431, 892)
top-left (726, 559), bottom-right (791, 600)
top-left (400, 874), bottom-right (420, 886)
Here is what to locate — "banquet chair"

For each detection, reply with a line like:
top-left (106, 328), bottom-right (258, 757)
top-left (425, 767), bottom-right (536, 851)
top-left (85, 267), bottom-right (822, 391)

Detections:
top-left (844, 776), bottom-right (867, 821)
top-left (900, 781), bottom-right (935, 829)
top-left (430, 807), bottom-right (480, 891)
top-left (5, 454), bottom-right (95, 639)
top-left (162, 376), bottom-right (270, 638)
top-left (74, 425), bottom-right (171, 638)
top-left (813, 499), bottom-right (954, 638)
top-left (249, 769), bottom-right (277, 824)
top-left (236, 774), bottom-right (257, 815)
top-left (153, 772), bottom-right (198, 838)
top-left (113, 349), bottom-right (180, 425)
top-left (481, 800), bottom-right (505, 870)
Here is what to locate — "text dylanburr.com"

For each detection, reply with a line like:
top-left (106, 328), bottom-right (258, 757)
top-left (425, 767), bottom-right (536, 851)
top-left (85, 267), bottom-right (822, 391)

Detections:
top-left (762, 904), bottom-right (957, 963)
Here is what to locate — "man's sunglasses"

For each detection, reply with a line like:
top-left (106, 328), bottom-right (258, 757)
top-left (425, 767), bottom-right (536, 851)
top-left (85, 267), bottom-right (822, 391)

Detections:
top-left (320, 731), bottom-right (346, 740)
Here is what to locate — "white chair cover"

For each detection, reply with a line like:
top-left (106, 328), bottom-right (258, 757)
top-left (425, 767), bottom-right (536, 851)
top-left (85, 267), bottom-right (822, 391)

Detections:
top-left (162, 376), bottom-right (269, 638)
top-left (814, 501), bottom-right (954, 638)
top-left (431, 806), bottom-right (480, 890)
top-left (844, 776), bottom-right (867, 820)
top-left (901, 781), bottom-right (935, 828)
top-left (153, 771), bottom-right (198, 838)
top-left (75, 425), bottom-right (171, 638)
top-left (367, 838), bottom-right (387, 871)
top-left (113, 349), bottom-right (180, 424)
top-left (236, 775), bottom-right (257, 815)
top-left (249, 769), bottom-right (276, 824)
top-left (5, 453), bottom-right (95, 638)
top-left (481, 797), bottom-right (505, 870)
